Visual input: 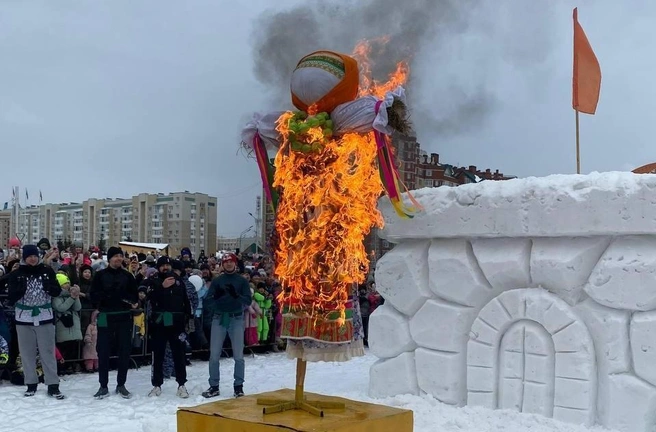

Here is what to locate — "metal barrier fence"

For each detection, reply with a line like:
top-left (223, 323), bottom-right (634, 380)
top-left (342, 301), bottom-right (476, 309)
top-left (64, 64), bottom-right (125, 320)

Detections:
top-left (0, 302), bottom-right (278, 370)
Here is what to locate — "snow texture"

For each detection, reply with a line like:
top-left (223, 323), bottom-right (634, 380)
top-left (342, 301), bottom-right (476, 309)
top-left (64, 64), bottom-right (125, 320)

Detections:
top-left (378, 171), bottom-right (656, 241)
top-left (428, 239), bottom-right (494, 307)
top-left (370, 171), bottom-right (656, 432)
top-left (368, 304), bottom-right (416, 359)
top-left (375, 240), bottom-right (431, 316)
top-left (585, 236), bottom-right (656, 310)
top-left (369, 351), bottom-right (419, 397)
top-left (2, 352), bottom-right (617, 432)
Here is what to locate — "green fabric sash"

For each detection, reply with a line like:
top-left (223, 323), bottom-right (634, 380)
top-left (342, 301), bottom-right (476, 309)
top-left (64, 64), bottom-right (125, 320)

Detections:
top-left (154, 311), bottom-right (183, 327)
top-left (16, 303), bottom-right (52, 317)
top-left (97, 311), bottom-right (132, 328)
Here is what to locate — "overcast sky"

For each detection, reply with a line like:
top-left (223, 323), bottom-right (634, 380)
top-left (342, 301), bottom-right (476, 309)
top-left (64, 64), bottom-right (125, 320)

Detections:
top-left (0, 1), bottom-right (652, 237)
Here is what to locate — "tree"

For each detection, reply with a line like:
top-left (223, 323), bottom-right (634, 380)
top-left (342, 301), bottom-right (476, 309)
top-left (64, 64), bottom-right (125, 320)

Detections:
top-left (97, 234), bottom-right (106, 253)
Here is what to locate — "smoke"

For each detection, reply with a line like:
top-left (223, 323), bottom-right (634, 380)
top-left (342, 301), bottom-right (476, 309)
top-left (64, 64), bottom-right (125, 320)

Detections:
top-left (250, 0), bottom-right (556, 140)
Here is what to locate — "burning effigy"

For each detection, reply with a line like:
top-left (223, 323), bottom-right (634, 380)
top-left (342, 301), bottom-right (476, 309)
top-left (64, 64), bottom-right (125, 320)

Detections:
top-left (241, 42), bottom-right (421, 414)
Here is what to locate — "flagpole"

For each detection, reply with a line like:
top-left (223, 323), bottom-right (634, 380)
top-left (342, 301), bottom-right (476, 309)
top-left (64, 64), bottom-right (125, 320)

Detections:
top-left (575, 110), bottom-right (581, 174)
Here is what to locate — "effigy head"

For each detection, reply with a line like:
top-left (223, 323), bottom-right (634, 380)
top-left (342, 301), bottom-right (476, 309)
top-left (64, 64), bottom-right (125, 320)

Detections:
top-left (290, 51), bottom-right (359, 114)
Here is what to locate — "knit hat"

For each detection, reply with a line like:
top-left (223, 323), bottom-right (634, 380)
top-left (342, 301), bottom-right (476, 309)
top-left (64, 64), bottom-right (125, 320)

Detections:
top-left (106, 246), bottom-right (123, 261)
top-left (171, 259), bottom-right (184, 272)
top-left (22, 245), bottom-right (40, 259)
top-left (37, 238), bottom-right (51, 250)
top-left (80, 264), bottom-right (93, 275)
top-left (56, 273), bottom-right (71, 287)
top-left (157, 256), bottom-right (171, 268)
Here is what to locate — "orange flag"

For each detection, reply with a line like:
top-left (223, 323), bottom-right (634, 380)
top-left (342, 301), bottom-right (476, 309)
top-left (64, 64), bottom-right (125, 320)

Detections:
top-left (572, 7), bottom-right (601, 114)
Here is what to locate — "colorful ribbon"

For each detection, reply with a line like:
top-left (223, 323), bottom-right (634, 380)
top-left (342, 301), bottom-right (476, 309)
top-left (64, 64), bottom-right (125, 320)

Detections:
top-left (253, 132), bottom-right (278, 212)
top-left (373, 100), bottom-right (422, 218)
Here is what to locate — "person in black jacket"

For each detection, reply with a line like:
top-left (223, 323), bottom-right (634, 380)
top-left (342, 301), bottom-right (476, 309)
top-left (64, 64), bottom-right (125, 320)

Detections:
top-left (147, 256), bottom-right (191, 398)
top-left (6, 245), bottom-right (64, 399)
top-left (89, 246), bottom-right (138, 399)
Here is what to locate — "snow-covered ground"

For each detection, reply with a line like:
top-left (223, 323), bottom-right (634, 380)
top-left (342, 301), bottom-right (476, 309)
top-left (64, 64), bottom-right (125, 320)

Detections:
top-left (1, 352), bottom-right (615, 432)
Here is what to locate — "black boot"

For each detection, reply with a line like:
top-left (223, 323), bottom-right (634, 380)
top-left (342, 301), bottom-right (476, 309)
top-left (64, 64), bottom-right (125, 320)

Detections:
top-left (234, 385), bottom-right (244, 398)
top-left (116, 385), bottom-right (132, 399)
top-left (24, 383), bottom-right (37, 397)
top-left (93, 387), bottom-right (109, 399)
top-left (47, 384), bottom-right (65, 400)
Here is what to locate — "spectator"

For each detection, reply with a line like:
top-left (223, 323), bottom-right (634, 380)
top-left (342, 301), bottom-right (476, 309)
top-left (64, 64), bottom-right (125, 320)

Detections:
top-left (7, 244), bottom-right (64, 399)
top-left (89, 246), bottom-right (138, 399)
top-left (52, 274), bottom-right (83, 372)
top-left (83, 310), bottom-right (99, 372)
top-left (147, 256), bottom-right (191, 398)
top-left (202, 253), bottom-right (252, 399)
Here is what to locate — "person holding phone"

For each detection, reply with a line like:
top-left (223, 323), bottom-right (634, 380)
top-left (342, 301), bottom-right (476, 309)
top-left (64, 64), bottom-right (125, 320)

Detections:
top-left (89, 246), bottom-right (138, 399)
top-left (146, 256), bottom-right (191, 398)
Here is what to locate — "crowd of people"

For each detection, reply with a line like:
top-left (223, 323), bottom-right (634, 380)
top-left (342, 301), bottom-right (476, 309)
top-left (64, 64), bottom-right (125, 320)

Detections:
top-left (0, 239), bottom-right (383, 401)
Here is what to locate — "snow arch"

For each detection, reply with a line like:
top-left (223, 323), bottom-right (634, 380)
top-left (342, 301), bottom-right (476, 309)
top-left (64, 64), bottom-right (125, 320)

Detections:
top-left (467, 289), bottom-right (596, 425)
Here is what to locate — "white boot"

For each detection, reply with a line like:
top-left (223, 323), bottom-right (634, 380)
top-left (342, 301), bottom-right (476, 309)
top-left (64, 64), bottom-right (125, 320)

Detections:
top-left (177, 385), bottom-right (189, 399)
top-left (148, 386), bottom-right (162, 397)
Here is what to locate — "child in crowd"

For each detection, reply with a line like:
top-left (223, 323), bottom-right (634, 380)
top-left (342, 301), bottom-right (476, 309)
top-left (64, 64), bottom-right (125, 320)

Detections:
top-left (244, 288), bottom-right (262, 346)
top-left (82, 310), bottom-right (99, 372)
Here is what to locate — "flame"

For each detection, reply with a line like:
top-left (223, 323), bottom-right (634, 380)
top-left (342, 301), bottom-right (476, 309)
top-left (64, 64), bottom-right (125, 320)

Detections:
top-left (353, 38), bottom-right (410, 99)
top-left (273, 39), bottom-right (409, 329)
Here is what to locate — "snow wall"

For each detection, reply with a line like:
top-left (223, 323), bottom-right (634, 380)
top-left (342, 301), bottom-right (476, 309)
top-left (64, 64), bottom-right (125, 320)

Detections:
top-left (368, 172), bottom-right (656, 432)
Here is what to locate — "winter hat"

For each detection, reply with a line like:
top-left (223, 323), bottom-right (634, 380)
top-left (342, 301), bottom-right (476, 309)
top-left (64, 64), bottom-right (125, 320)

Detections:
top-left (107, 246), bottom-right (123, 261)
top-left (145, 267), bottom-right (158, 278)
top-left (222, 253), bottom-right (238, 264)
top-left (138, 285), bottom-right (149, 293)
top-left (22, 245), bottom-right (40, 259)
top-left (6, 259), bottom-right (19, 271)
top-left (188, 275), bottom-right (204, 292)
top-left (157, 256), bottom-right (171, 268)
top-left (181, 247), bottom-right (192, 258)
top-left (171, 259), bottom-right (184, 272)
top-left (80, 264), bottom-right (93, 275)
top-left (37, 238), bottom-right (51, 250)
top-left (56, 273), bottom-right (71, 287)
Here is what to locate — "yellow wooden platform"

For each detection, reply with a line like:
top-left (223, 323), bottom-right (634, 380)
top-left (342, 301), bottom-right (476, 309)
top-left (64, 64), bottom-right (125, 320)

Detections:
top-left (177, 388), bottom-right (414, 432)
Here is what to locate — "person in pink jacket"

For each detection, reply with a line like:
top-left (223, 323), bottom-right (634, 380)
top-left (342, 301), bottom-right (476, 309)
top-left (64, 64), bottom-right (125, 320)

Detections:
top-left (244, 288), bottom-right (262, 346)
top-left (83, 310), bottom-right (99, 372)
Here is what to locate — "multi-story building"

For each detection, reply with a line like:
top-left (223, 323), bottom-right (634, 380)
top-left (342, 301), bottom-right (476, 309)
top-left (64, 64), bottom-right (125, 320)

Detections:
top-left (217, 235), bottom-right (260, 254)
top-left (0, 209), bottom-right (11, 249)
top-left (11, 192), bottom-right (217, 256)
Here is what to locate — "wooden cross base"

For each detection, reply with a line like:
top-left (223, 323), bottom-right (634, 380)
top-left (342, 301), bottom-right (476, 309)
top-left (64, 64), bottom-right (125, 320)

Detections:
top-left (256, 359), bottom-right (346, 417)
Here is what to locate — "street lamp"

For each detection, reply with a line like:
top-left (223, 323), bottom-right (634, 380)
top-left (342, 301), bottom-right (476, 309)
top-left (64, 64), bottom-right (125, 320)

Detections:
top-left (248, 212), bottom-right (259, 251)
top-left (239, 226), bottom-right (253, 253)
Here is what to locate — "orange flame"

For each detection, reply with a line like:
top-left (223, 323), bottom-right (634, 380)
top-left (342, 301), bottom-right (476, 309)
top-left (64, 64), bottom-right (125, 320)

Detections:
top-left (353, 38), bottom-right (410, 99)
top-left (273, 39), bottom-right (409, 330)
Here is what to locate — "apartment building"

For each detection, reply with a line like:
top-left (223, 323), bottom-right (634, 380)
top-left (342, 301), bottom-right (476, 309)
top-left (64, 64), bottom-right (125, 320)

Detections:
top-left (0, 210), bottom-right (10, 249)
top-left (12, 192), bottom-right (217, 257)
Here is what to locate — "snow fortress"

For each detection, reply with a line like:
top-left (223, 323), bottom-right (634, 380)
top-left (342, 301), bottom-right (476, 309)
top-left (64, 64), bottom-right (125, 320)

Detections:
top-left (368, 171), bottom-right (656, 432)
